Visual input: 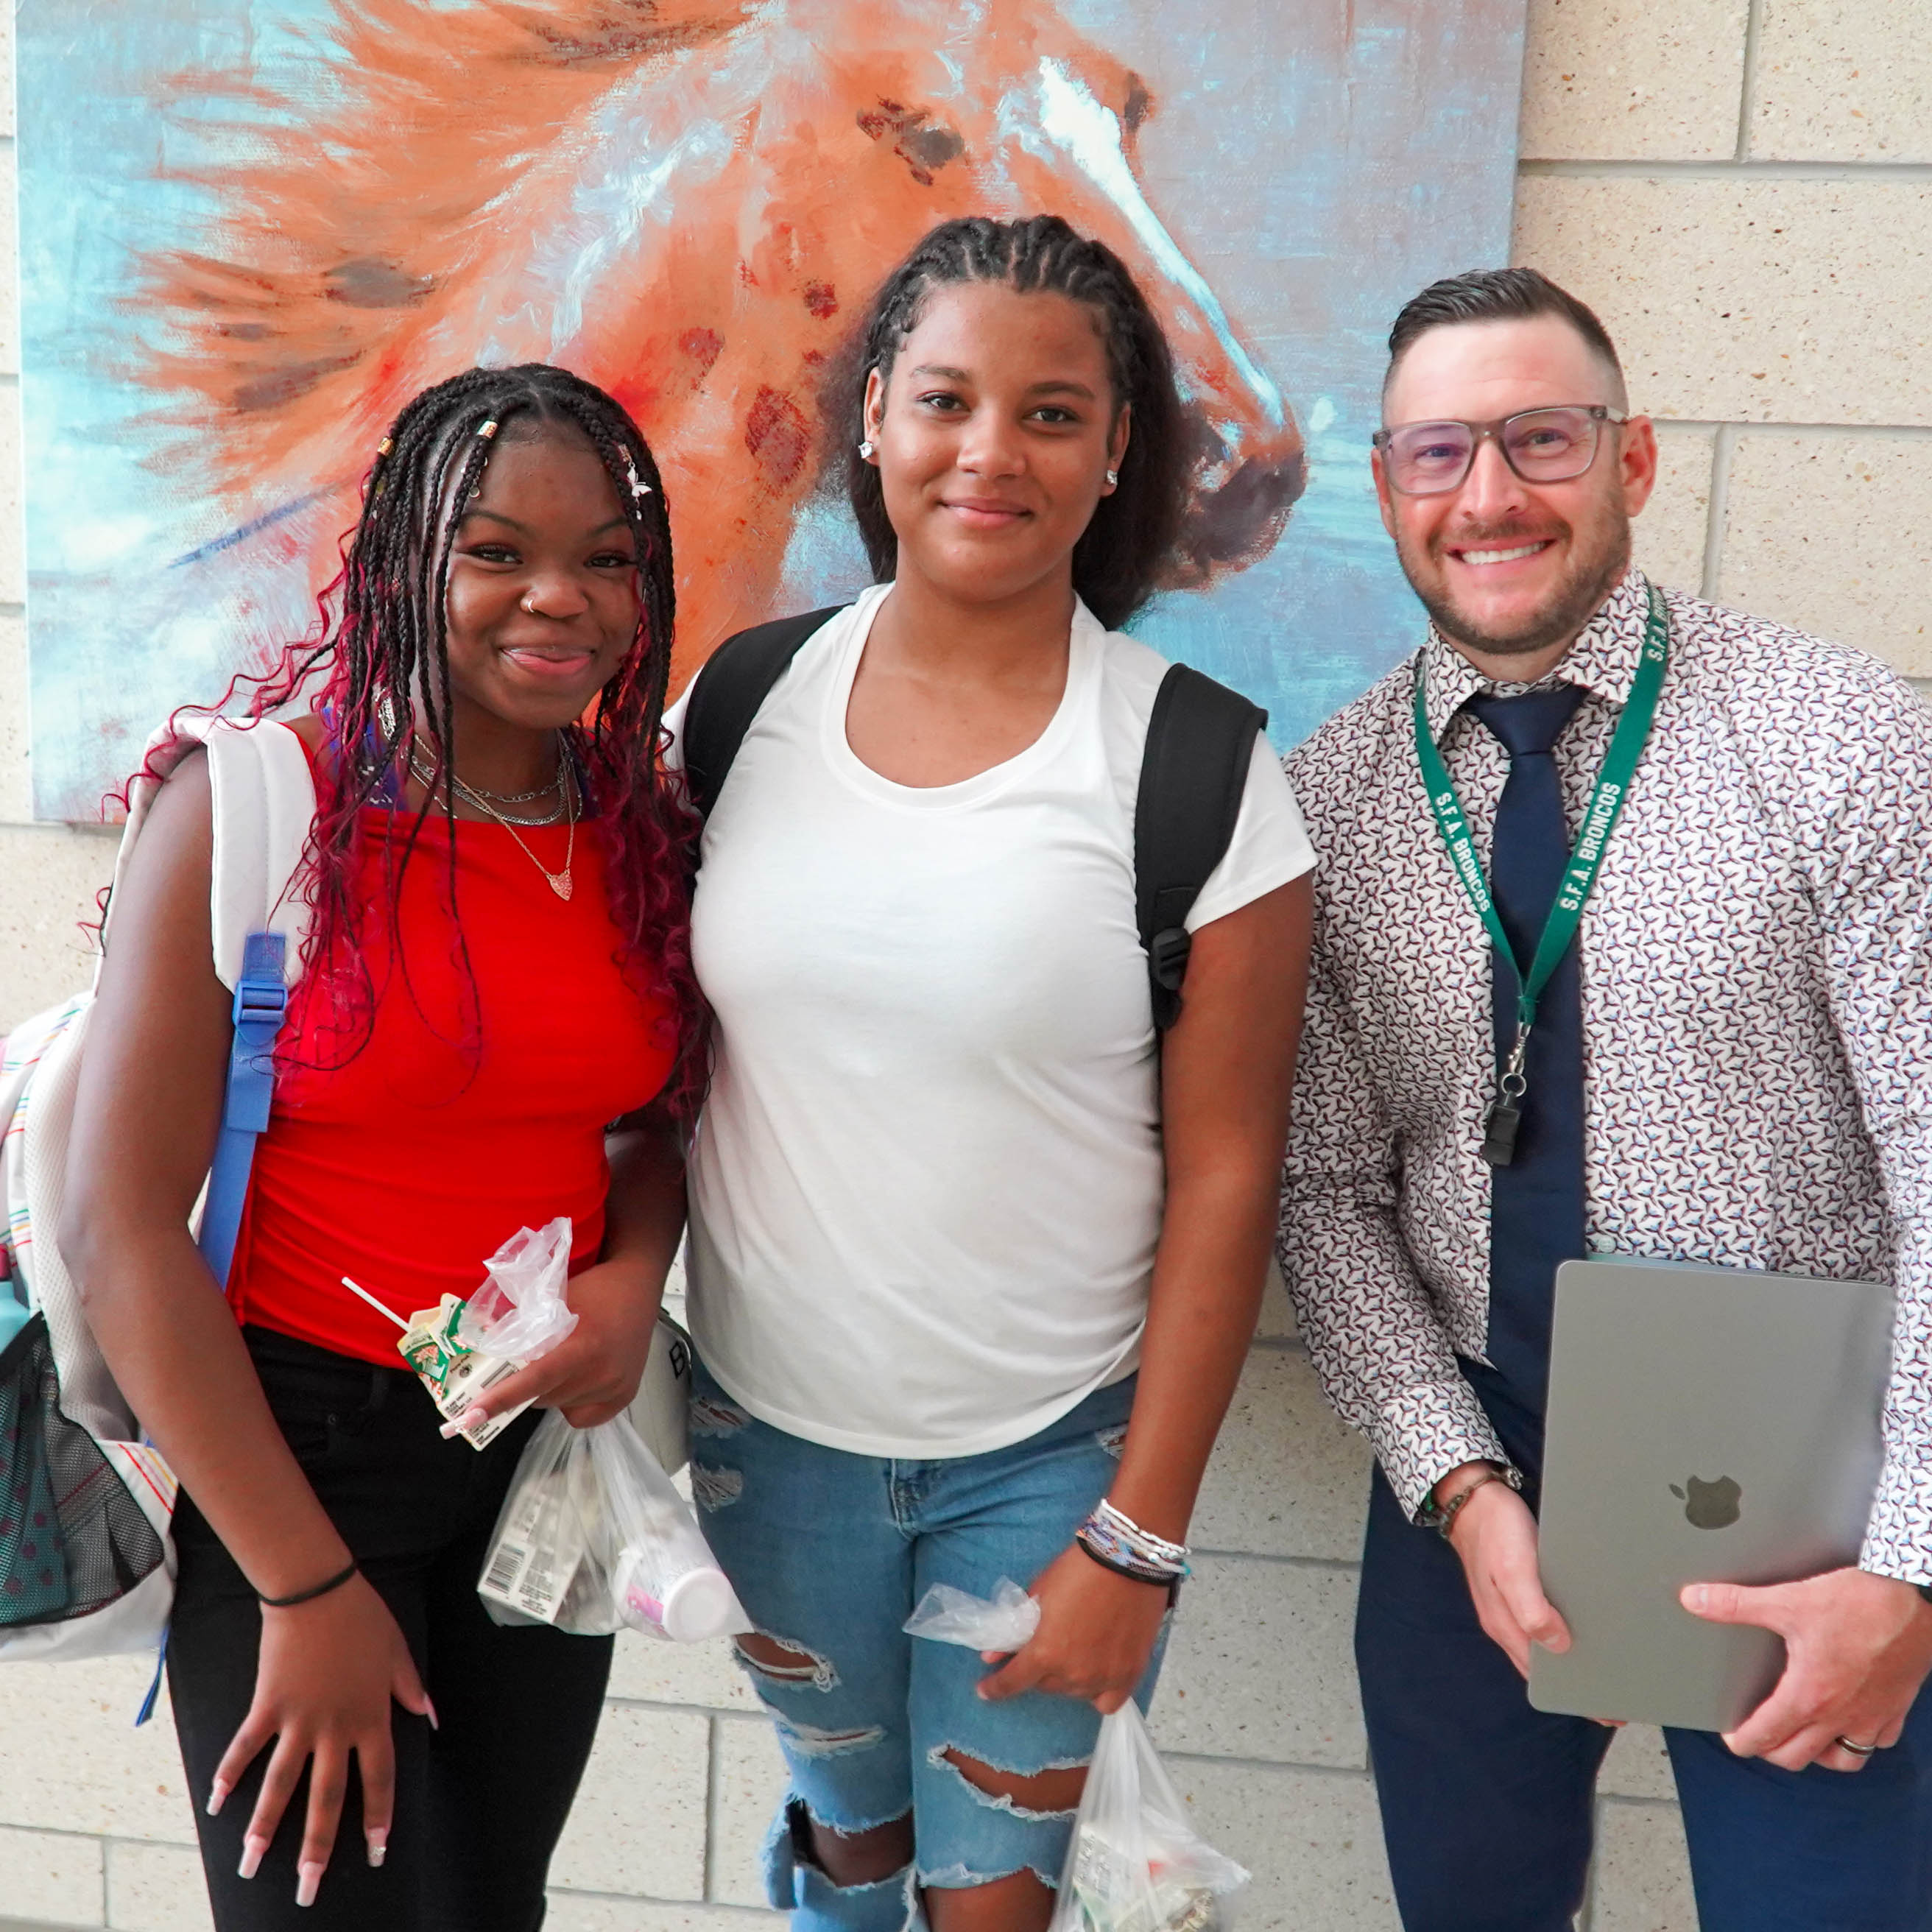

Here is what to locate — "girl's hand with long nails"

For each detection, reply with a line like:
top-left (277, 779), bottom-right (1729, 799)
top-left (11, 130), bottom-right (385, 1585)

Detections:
top-left (450, 1112), bottom-right (687, 1436)
top-left (455, 1253), bottom-right (659, 1434)
top-left (209, 1572), bottom-right (432, 1905)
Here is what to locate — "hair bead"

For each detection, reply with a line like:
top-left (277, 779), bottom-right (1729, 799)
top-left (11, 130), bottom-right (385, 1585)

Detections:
top-left (476, 418), bottom-right (499, 440)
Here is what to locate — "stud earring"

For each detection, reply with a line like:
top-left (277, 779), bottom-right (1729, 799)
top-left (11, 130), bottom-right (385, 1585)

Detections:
top-left (859, 439), bottom-right (876, 460)
top-left (1104, 468), bottom-right (1119, 487)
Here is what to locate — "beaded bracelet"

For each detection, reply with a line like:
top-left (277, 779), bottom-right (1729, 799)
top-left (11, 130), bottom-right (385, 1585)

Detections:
top-left (1096, 1499), bottom-right (1190, 1568)
top-left (1076, 1500), bottom-right (1191, 1584)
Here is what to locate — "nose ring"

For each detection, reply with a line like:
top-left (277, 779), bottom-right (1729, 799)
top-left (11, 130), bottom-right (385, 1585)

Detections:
top-left (520, 593), bottom-right (539, 615)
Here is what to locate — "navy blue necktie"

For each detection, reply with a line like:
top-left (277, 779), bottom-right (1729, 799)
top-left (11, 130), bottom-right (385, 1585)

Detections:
top-left (1463, 685), bottom-right (1589, 1430)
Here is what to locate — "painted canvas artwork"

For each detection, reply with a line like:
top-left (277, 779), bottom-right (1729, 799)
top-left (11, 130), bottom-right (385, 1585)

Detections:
top-left (18, 0), bottom-right (1528, 820)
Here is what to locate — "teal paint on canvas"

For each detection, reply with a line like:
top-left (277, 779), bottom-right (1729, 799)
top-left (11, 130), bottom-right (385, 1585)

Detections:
top-left (18, 0), bottom-right (1527, 818)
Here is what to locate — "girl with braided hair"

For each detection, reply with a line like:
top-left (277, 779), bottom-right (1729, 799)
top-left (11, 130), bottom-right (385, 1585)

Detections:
top-left (63, 364), bottom-right (699, 1929)
top-left (665, 216), bottom-right (1315, 1931)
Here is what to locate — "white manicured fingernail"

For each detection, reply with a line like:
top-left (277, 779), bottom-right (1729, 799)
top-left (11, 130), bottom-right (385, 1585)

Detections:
top-left (205, 1777), bottom-right (229, 1817)
top-left (296, 1859), bottom-right (323, 1906)
top-left (238, 1836), bottom-right (267, 1880)
top-left (366, 1828), bottom-right (387, 1869)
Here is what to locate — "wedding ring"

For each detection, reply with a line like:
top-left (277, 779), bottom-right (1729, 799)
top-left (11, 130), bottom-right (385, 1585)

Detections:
top-left (1834, 1735), bottom-right (1878, 1757)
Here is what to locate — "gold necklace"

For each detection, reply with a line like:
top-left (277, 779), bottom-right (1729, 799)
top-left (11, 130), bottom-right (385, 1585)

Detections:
top-left (430, 752), bottom-right (578, 900)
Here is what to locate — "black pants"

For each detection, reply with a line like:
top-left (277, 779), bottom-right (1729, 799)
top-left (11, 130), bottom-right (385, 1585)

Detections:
top-left (1356, 1364), bottom-right (1932, 1931)
top-left (168, 1327), bottom-right (613, 1931)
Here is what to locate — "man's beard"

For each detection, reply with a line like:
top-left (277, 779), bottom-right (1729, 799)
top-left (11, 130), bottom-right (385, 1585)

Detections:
top-left (1400, 510), bottom-right (1633, 661)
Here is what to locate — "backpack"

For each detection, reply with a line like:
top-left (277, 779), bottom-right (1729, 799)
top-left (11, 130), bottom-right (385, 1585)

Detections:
top-left (680, 608), bottom-right (1268, 1029)
top-left (0, 714), bottom-right (314, 1668)
top-left (0, 713), bottom-right (697, 1682)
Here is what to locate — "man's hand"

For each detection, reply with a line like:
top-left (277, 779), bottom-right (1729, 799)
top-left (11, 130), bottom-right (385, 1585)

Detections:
top-left (1682, 1568), bottom-right (1932, 1771)
top-left (1436, 1463), bottom-right (1571, 1677)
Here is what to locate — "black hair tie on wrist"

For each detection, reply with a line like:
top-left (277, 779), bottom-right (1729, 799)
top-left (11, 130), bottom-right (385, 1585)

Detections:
top-left (260, 1560), bottom-right (360, 1610)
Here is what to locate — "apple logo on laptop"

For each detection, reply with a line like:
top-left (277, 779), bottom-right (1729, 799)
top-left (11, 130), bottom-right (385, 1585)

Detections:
top-left (1671, 1476), bottom-right (1742, 1529)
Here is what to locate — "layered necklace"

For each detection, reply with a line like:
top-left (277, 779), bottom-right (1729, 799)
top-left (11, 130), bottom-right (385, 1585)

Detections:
top-left (407, 738), bottom-right (579, 901)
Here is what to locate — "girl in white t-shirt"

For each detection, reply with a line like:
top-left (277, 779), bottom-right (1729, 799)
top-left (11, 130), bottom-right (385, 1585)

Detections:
top-left (670, 215), bottom-right (1314, 1932)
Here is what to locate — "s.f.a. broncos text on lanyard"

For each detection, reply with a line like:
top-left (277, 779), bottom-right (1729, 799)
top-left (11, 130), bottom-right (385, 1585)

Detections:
top-left (1412, 579), bottom-right (1670, 1166)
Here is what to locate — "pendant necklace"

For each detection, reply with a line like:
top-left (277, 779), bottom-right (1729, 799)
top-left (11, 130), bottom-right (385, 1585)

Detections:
top-left (412, 741), bottom-right (578, 900)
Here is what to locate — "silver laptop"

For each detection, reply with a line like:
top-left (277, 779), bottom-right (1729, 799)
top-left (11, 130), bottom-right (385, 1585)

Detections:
top-left (1528, 1255), bottom-right (1893, 1732)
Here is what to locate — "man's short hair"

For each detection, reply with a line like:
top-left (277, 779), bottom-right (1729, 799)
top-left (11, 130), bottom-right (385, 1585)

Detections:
top-left (1384, 267), bottom-right (1627, 409)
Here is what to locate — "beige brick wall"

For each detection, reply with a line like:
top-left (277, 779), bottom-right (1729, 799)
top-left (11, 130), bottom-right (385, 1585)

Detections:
top-left (1, 3), bottom-right (1928, 1928)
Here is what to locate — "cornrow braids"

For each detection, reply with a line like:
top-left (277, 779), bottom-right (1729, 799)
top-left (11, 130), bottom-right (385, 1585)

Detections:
top-left (138, 364), bottom-right (704, 1113)
top-left (831, 214), bottom-right (1191, 630)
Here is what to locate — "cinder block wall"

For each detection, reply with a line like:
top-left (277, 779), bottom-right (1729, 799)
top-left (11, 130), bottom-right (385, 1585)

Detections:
top-left (1, 3), bottom-right (1927, 1928)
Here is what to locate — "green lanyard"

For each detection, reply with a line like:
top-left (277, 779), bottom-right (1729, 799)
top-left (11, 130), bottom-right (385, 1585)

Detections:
top-left (1412, 579), bottom-right (1670, 1166)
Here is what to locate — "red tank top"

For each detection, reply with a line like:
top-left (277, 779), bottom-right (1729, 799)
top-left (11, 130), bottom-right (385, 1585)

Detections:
top-left (230, 805), bottom-right (679, 1366)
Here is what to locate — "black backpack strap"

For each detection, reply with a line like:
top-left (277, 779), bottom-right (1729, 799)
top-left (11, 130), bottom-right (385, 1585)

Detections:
top-left (1135, 663), bottom-right (1269, 1031)
top-left (680, 606), bottom-right (848, 819)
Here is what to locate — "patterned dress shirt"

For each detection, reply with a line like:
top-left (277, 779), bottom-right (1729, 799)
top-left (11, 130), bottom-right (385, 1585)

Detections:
top-left (1276, 566), bottom-right (1932, 1583)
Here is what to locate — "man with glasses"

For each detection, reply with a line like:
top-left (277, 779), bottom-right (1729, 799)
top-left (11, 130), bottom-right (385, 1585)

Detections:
top-left (1277, 267), bottom-right (1932, 1928)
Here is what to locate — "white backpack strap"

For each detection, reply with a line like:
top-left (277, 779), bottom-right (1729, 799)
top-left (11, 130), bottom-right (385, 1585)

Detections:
top-left (197, 719), bottom-right (317, 1277)
top-left (204, 719), bottom-right (318, 990)
top-left (95, 714), bottom-right (318, 1280)
top-left (101, 713), bottom-right (317, 987)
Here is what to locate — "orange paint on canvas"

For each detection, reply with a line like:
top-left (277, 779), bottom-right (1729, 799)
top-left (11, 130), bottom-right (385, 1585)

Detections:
top-left (135, 0), bottom-right (1303, 690)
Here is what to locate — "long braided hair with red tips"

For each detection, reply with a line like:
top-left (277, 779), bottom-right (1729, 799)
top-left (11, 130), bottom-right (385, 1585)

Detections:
top-left (183, 363), bottom-right (704, 1111)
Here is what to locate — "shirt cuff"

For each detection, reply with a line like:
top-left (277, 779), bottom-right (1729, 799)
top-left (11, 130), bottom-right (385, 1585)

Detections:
top-left (1369, 1376), bottom-right (1509, 1522)
top-left (1859, 1443), bottom-right (1932, 1587)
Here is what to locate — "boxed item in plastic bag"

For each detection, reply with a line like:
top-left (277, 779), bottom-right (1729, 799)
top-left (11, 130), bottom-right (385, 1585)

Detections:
top-left (1051, 1702), bottom-right (1248, 1932)
top-left (478, 1408), bottom-right (751, 1642)
top-left (346, 1218), bottom-right (578, 1451)
top-left (903, 1582), bottom-right (1246, 1932)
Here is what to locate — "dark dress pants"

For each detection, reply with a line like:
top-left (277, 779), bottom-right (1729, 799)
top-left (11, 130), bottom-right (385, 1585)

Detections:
top-left (1356, 1370), bottom-right (1932, 1931)
top-left (167, 1327), bottom-right (614, 1932)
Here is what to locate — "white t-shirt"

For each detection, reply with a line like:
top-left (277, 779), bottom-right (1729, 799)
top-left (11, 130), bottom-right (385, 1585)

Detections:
top-left (666, 585), bottom-right (1316, 1457)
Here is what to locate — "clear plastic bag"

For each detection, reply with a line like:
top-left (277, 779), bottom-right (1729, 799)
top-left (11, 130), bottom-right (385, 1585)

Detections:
top-left (1048, 1702), bottom-right (1249, 1932)
top-left (903, 1578), bottom-right (1040, 1653)
top-left (477, 1409), bottom-right (752, 1643)
top-left (456, 1217), bottom-right (579, 1361)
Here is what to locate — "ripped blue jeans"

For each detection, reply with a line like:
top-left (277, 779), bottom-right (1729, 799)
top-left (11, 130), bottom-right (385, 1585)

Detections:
top-left (689, 1359), bottom-right (1163, 1930)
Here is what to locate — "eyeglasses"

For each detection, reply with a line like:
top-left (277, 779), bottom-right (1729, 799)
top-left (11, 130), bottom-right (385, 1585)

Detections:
top-left (1372, 405), bottom-right (1629, 496)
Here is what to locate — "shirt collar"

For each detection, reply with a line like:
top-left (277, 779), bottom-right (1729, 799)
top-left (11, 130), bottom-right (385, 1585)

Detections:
top-left (1415, 565), bottom-right (1653, 744)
